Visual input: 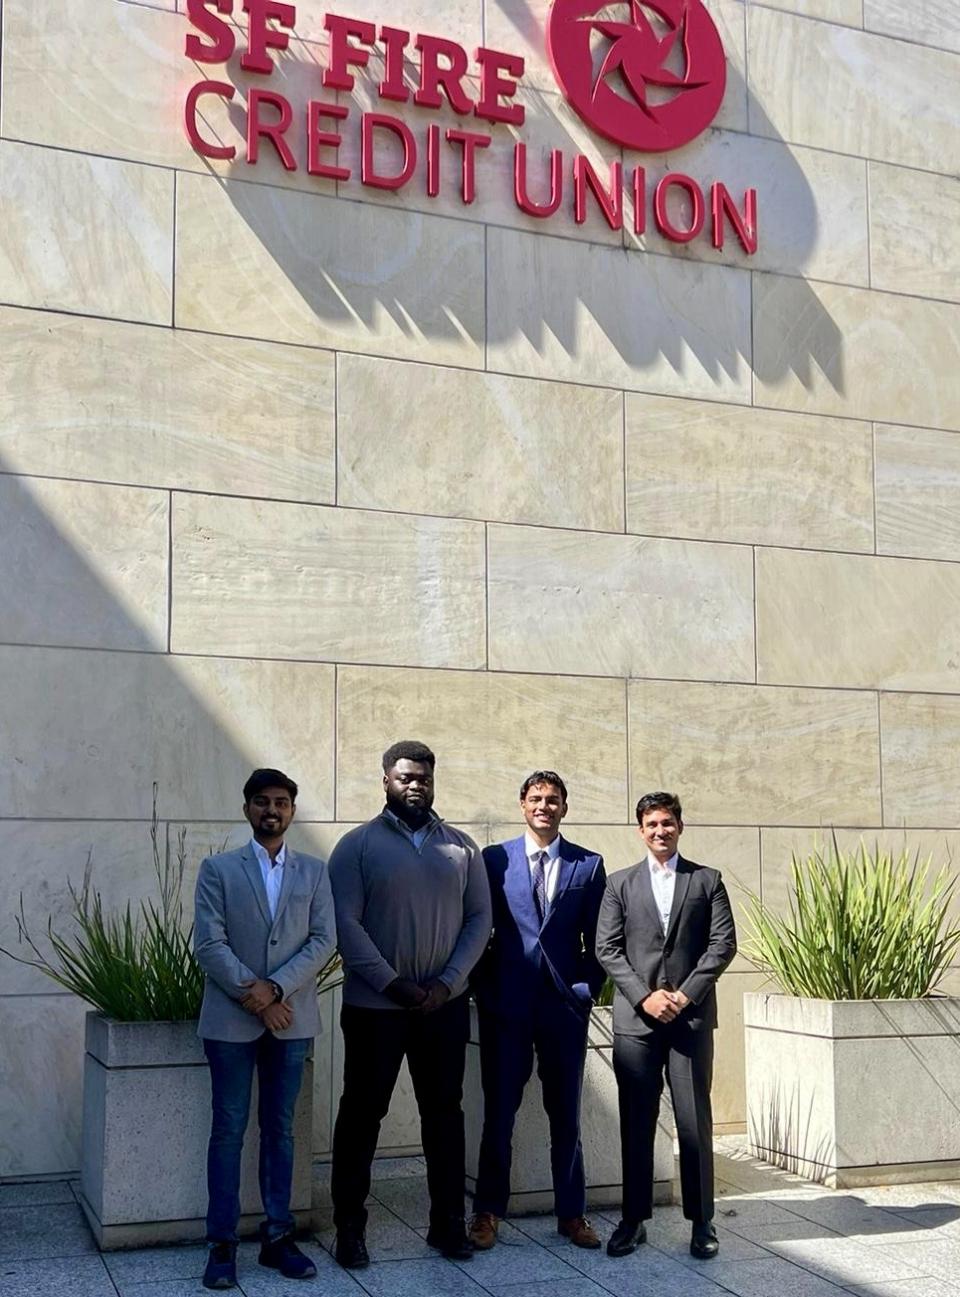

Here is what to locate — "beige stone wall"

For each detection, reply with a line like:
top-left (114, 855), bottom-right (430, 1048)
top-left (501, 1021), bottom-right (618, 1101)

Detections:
top-left (1, 0), bottom-right (959, 1176)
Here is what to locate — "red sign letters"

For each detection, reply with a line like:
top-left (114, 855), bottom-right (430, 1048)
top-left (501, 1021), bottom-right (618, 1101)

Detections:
top-left (182, 0), bottom-right (758, 254)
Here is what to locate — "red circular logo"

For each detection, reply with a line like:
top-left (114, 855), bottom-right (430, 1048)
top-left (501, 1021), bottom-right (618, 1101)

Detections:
top-left (547, 1), bottom-right (726, 152)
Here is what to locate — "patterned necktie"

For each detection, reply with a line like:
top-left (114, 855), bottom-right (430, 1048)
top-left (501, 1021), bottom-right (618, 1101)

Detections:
top-left (531, 849), bottom-right (548, 923)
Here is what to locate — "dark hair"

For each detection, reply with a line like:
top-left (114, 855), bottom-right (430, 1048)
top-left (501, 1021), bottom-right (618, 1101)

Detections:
top-left (382, 740), bottom-right (436, 772)
top-left (243, 768), bottom-right (298, 803)
top-left (520, 770), bottom-right (568, 803)
top-left (635, 791), bottom-right (682, 825)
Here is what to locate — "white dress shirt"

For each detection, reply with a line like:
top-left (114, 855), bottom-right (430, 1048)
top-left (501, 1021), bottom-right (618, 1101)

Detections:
top-left (525, 832), bottom-right (562, 902)
top-left (647, 851), bottom-right (678, 932)
top-left (251, 838), bottom-right (286, 920)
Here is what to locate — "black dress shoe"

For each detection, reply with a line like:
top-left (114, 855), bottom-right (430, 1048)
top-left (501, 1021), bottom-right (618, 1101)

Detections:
top-left (334, 1225), bottom-right (370, 1269)
top-left (426, 1219), bottom-right (475, 1260)
top-left (606, 1219), bottom-right (647, 1257)
top-left (259, 1234), bottom-right (318, 1279)
top-left (690, 1220), bottom-right (719, 1259)
top-left (203, 1241), bottom-right (238, 1289)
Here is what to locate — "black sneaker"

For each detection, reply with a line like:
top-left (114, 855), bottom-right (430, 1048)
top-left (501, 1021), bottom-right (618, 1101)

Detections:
top-left (426, 1219), bottom-right (474, 1260)
top-left (334, 1225), bottom-right (370, 1269)
top-left (203, 1241), bottom-right (238, 1290)
top-left (259, 1233), bottom-right (318, 1279)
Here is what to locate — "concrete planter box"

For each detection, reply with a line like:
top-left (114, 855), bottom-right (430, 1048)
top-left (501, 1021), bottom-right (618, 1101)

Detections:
top-left (465, 1006), bottom-right (675, 1214)
top-left (79, 1014), bottom-right (314, 1249)
top-left (744, 992), bottom-right (960, 1188)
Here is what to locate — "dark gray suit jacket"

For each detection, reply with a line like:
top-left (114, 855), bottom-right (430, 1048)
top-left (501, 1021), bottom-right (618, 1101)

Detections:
top-left (194, 843), bottom-right (336, 1042)
top-left (595, 856), bottom-right (736, 1036)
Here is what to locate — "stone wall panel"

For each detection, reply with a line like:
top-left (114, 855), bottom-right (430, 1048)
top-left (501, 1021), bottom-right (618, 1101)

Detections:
top-left (0, 141), bottom-right (172, 324)
top-left (0, 647), bottom-right (335, 821)
top-left (625, 395), bottom-right (874, 551)
top-left (628, 680), bottom-right (882, 826)
top-left (486, 227), bottom-right (752, 403)
top-left (876, 425), bottom-right (960, 562)
top-left (175, 173), bottom-right (486, 367)
top-left (757, 547), bottom-right (960, 693)
top-left (753, 275), bottom-right (960, 432)
top-left (748, 7), bottom-right (960, 174)
top-left (336, 666), bottom-right (628, 823)
top-left (0, 310), bottom-right (335, 502)
top-left (337, 355), bottom-right (624, 531)
top-left (0, 477), bottom-right (168, 652)
top-left (487, 523), bottom-right (755, 681)
top-left (171, 494), bottom-right (487, 669)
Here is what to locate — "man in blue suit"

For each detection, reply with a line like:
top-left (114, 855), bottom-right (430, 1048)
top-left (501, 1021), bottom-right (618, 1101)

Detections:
top-left (469, 771), bottom-right (606, 1251)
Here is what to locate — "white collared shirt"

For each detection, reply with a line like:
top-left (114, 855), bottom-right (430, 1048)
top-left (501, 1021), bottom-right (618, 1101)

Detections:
top-left (251, 838), bottom-right (286, 920)
top-left (647, 851), bottom-right (678, 932)
top-left (525, 832), bottom-right (562, 902)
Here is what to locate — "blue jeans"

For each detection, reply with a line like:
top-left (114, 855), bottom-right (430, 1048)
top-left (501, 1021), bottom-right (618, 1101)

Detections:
top-left (203, 1034), bottom-right (311, 1243)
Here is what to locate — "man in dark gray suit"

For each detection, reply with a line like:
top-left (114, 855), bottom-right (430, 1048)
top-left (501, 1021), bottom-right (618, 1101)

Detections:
top-left (596, 791), bottom-right (736, 1262)
top-left (194, 768), bottom-right (336, 1291)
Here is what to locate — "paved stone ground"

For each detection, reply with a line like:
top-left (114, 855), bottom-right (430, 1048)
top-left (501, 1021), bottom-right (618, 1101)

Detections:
top-left (3, 1138), bottom-right (960, 1297)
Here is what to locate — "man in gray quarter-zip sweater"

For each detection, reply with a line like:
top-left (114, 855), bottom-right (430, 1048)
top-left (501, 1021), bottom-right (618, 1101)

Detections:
top-left (328, 740), bottom-right (492, 1271)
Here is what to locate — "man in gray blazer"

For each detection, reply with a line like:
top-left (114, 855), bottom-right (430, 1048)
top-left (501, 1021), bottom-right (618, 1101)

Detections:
top-left (194, 768), bottom-right (336, 1291)
top-left (596, 791), bottom-right (736, 1262)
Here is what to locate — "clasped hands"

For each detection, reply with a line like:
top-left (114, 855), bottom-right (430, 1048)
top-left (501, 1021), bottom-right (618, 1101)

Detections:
top-left (241, 978), bottom-right (291, 1032)
top-left (640, 987), bottom-right (690, 1023)
top-left (385, 976), bottom-right (451, 1013)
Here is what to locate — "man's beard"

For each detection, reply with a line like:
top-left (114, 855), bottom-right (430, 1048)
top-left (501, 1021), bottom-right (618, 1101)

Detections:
top-left (385, 791), bottom-right (432, 827)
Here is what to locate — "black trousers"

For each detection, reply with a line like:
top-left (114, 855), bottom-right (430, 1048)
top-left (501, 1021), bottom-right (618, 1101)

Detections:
top-left (331, 994), bottom-right (470, 1230)
top-left (613, 1026), bottom-right (714, 1225)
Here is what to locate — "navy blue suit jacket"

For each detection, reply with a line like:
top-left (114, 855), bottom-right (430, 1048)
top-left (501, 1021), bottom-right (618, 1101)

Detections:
top-left (473, 835), bottom-right (606, 1020)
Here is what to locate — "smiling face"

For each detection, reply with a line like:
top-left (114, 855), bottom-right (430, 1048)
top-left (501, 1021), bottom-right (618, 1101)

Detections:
top-left (244, 785), bottom-right (296, 844)
top-left (639, 806), bottom-right (682, 862)
top-left (521, 781), bottom-right (568, 843)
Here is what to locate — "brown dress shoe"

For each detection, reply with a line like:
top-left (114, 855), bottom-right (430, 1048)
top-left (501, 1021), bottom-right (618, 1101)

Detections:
top-left (468, 1212), bottom-right (499, 1250)
top-left (558, 1217), bottom-right (601, 1249)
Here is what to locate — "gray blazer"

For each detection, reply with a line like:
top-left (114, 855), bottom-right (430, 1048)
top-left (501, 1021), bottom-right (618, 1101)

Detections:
top-left (194, 843), bottom-right (336, 1042)
top-left (595, 856), bottom-right (736, 1037)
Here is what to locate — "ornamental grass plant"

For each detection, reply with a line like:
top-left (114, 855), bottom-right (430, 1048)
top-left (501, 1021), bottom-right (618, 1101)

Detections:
top-left (1, 788), bottom-right (343, 1021)
top-left (741, 837), bottom-right (960, 1001)
top-left (1, 790), bottom-right (204, 1021)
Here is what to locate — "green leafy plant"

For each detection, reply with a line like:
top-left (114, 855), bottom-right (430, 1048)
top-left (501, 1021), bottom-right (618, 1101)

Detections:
top-left (1, 788), bottom-right (346, 1021)
top-left (741, 837), bottom-right (960, 1000)
top-left (1, 789), bottom-right (204, 1021)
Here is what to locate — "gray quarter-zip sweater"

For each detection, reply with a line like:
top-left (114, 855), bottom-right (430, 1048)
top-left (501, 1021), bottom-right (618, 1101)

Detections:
top-left (329, 810), bottom-right (492, 1010)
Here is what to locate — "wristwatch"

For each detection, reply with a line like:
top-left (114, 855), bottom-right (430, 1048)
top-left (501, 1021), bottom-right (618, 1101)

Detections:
top-left (269, 980), bottom-right (284, 1002)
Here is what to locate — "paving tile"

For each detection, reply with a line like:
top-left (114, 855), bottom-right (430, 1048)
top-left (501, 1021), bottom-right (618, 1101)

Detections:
top-left (869, 1242), bottom-right (960, 1283)
top-left (0, 1183), bottom-right (76, 1207)
top-left (102, 1244), bottom-right (208, 1284)
top-left (780, 1196), bottom-right (922, 1241)
top-left (353, 1256), bottom-right (490, 1296)
top-left (317, 1203), bottom-right (433, 1263)
top-left (555, 1242), bottom-right (725, 1296)
top-left (844, 1279), bottom-right (960, 1297)
top-left (370, 1178), bottom-right (432, 1228)
top-left (766, 1235), bottom-right (922, 1285)
top-left (704, 1257), bottom-right (849, 1296)
top-left (481, 1281), bottom-right (622, 1297)
top-left (370, 1158), bottom-right (428, 1182)
top-left (451, 1244), bottom-right (580, 1284)
top-left (117, 1283), bottom-right (211, 1297)
top-left (717, 1196), bottom-right (815, 1228)
top-left (644, 1207), bottom-right (770, 1264)
top-left (0, 1203), bottom-right (96, 1260)
top-left (0, 1255), bottom-right (114, 1297)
